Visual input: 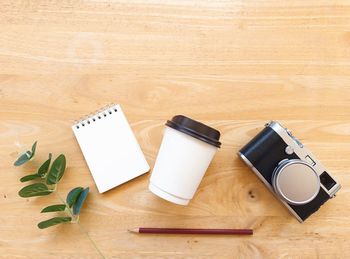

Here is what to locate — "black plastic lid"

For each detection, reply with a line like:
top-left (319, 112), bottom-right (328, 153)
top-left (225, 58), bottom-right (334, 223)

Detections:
top-left (165, 115), bottom-right (221, 148)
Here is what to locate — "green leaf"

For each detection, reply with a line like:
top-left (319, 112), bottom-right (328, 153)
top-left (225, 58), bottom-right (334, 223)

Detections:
top-left (41, 204), bottom-right (66, 213)
top-left (30, 141), bottom-right (37, 159)
top-left (14, 151), bottom-right (31, 166)
top-left (37, 217), bottom-right (72, 229)
top-left (18, 183), bottom-right (52, 198)
top-left (73, 187), bottom-right (89, 215)
top-left (13, 141), bottom-right (37, 166)
top-left (20, 174), bottom-right (40, 182)
top-left (46, 154), bottom-right (66, 185)
top-left (38, 153), bottom-right (52, 177)
top-left (66, 187), bottom-right (84, 208)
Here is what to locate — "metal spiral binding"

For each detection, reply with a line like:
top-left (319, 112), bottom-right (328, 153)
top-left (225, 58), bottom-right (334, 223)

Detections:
top-left (73, 103), bottom-right (118, 129)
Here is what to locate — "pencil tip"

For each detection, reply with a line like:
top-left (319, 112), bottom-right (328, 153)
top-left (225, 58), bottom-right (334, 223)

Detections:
top-left (128, 228), bottom-right (138, 233)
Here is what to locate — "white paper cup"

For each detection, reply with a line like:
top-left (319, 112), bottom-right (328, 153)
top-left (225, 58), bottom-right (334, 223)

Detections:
top-left (149, 115), bottom-right (221, 205)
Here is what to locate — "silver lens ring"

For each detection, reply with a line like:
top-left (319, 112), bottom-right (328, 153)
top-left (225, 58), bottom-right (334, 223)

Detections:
top-left (272, 159), bottom-right (320, 206)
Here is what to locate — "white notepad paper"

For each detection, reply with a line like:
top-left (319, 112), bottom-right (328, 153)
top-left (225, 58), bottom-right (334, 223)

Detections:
top-left (72, 104), bottom-right (150, 193)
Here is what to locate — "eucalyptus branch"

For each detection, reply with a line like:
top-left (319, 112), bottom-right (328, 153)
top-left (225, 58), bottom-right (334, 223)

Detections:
top-left (14, 141), bottom-right (89, 229)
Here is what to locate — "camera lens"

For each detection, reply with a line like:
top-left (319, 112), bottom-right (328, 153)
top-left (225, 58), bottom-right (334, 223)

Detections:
top-left (272, 160), bottom-right (320, 205)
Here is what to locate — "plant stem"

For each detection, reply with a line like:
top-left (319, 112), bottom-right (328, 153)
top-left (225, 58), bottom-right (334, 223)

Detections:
top-left (55, 192), bottom-right (105, 258)
top-left (47, 183), bottom-right (57, 192)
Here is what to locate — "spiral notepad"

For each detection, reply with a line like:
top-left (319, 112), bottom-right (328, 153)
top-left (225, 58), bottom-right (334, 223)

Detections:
top-left (72, 104), bottom-right (150, 193)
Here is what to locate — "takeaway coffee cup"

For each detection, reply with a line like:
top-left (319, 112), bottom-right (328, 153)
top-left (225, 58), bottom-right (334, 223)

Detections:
top-left (149, 115), bottom-right (221, 205)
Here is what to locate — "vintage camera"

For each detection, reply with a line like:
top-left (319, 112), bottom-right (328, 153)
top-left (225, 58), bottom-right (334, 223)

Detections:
top-left (238, 121), bottom-right (341, 222)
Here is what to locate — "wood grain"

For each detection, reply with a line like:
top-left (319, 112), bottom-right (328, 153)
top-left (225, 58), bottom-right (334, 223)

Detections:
top-left (1, 0), bottom-right (350, 258)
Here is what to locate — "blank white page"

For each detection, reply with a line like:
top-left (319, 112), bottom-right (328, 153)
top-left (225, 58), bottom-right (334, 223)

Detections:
top-left (72, 104), bottom-right (150, 193)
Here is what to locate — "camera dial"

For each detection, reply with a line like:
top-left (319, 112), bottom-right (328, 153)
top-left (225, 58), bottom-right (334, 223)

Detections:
top-left (272, 160), bottom-right (320, 206)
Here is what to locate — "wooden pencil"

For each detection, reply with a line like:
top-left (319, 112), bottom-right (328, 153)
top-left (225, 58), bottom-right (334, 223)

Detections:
top-left (128, 228), bottom-right (253, 235)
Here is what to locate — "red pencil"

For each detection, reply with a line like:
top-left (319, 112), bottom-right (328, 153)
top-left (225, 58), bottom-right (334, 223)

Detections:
top-left (128, 227), bottom-right (253, 235)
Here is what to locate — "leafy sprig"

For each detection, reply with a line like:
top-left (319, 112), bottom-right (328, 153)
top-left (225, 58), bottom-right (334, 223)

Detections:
top-left (18, 153), bottom-right (65, 197)
top-left (14, 141), bottom-right (89, 229)
top-left (38, 187), bottom-right (89, 229)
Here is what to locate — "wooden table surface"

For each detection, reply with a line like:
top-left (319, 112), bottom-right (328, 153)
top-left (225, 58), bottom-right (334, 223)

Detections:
top-left (1, 1), bottom-right (350, 258)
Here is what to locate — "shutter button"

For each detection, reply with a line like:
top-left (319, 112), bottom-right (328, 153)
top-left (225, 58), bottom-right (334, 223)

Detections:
top-left (285, 146), bottom-right (294, 155)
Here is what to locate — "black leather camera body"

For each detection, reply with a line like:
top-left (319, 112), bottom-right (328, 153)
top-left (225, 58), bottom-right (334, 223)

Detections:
top-left (238, 121), bottom-right (341, 222)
